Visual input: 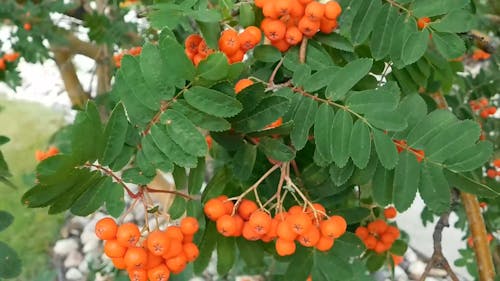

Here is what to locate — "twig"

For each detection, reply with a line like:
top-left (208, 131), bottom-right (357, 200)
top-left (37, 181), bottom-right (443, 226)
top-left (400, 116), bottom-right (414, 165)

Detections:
top-left (268, 57), bottom-right (284, 86)
top-left (86, 163), bottom-right (137, 198)
top-left (299, 38), bottom-right (308, 63)
top-left (418, 211), bottom-right (459, 281)
top-left (146, 186), bottom-right (195, 200)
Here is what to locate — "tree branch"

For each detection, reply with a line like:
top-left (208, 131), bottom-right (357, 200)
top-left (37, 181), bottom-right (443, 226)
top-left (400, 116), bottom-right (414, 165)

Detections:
top-left (52, 49), bottom-right (90, 107)
top-left (299, 38), bottom-right (308, 63)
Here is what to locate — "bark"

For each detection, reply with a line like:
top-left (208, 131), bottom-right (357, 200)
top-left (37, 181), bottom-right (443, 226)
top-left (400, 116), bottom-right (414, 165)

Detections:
top-left (52, 49), bottom-right (89, 108)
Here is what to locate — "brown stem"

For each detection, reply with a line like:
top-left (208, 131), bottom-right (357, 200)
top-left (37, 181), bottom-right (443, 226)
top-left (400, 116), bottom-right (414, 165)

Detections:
top-left (299, 37), bottom-right (308, 63)
top-left (52, 49), bottom-right (90, 107)
top-left (268, 57), bottom-right (284, 86)
top-left (145, 186), bottom-right (195, 200)
top-left (461, 192), bottom-right (496, 281)
top-left (86, 163), bottom-right (137, 198)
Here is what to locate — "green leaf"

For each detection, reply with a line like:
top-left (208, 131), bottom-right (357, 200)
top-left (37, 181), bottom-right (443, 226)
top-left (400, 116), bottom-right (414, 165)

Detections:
top-left (253, 45), bottom-right (282, 62)
top-left (150, 125), bottom-right (198, 168)
top-left (239, 3), bottom-right (255, 27)
top-left (330, 232), bottom-right (365, 258)
top-left (303, 66), bottom-right (340, 92)
top-left (365, 110), bottom-right (408, 131)
top-left (390, 17), bottom-right (417, 68)
top-left (432, 32), bottom-right (466, 60)
top-left (233, 143), bottom-right (257, 181)
top-left (314, 104), bottom-right (335, 163)
top-left (312, 250), bottom-right (353, 280)
top-left (346, 81), bottom-right (400, 114)
top-left (425, 120), bottom-right (480, 162)
top-left (159, 36), bottom-right (196, 82)
top-left (105, 181), bottom-right (125, 218)
top-left (122, 168), bottom-right (154, 185)
top-left (285, 247), bottom-right (313, 281)
top-left (393, 151), bottom-right (420, 212)
top-left (0, 136), bottom-right (9, 146)
top-left (292, 64), bottom-right (312, 87)
top-left (140, 43), bottom-right (174, 99)
top-left (431, 9), bottom-right (475, 33)
top-left (169, 196), bottom-right (187, 219)
top-left (173, 165), bottom-right (188, 190)
top-left (184, 86), bottom-right (242, 118)
top-left (291, 96), bottom-right (317, 150)
top-left (445, 142), bottom-right (493, 172)
top-left (419, 163), bottom-right (451, 214)
top-left (283, 42), bottom-right (333, 71)
top-left (197, 53), bottom-right (230, 81)
top-left (349, 120), bottom-right (371, 169)
top-left (334, 207), bottom-right (370, 225)
top-left (171, 100), bottom-right (231, 132)
top-left (258, 137), bottom-right (295, 162)
top-left (329, 161), bottom-right (355, 186)
top-left (100, 103), bottom-right (128, 166)
top-left (188, 9), bottom-right (222, 23)
top-left (372, 129), bottom-right (398, 169)
top-left (0, 241), bottom-right (21, 279)
top-left (197, 21), bottom-right (221, 49)
top-left (70, 176), bottom-right (112, 216)
top-left (390, 240), bottom-right (408, 256)
top-left (193, 222), bottom-right (218, 274)
top-left (237, 238), bottom-right (265, 268)
top-left (149, 4), bottom-right (185, 29)
top-left (407, 109), bottom-right (457, 149)
top-left (0, 211), bottom-right (13, 232)
top-left (444, 170), bottom-right (499, 198)
top-left (350, 0), bottom-right (383, 45)
top-left (401, 29), bottom-right (430, 65)
top-left (326, 58), bottom-right (373, 101)
top-left (372, 164), bottom-right (395, 206)
top-left (189, 158), bottom-right (206, 195)
top-left (217, 236), bottom-right (236, 275)
top-left (412, 0), bottom-right (468, 17)
top-left (366, 253), bottom-right (386, 272)
top-left (163, 109), bottom-right (207, 157)
top-left (370, 4), bottom-right (399, 60)
top-left (201, 167), bottom-right (231, 203)
top-left (332, 110), bottom-right (353, 167)
top-left (72, 102), bottom-right (104, 164)
top-left (315, 33), bottom-right (354, 52)
top-left (233, 96), bottom-right (289, 133)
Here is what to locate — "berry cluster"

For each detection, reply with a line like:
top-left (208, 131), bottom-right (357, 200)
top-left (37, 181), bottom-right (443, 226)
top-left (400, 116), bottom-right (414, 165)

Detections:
top-left (486, 158), bottom-right (500, 179)
top-left (256, 0), bottom-right (342, 52)
top-left (469, 97), bottom-right (497, 119)
top-left (355, 219), bottom-right (400, 254)
top-left (0, 52), bottom-right (20, 71)
top-left (393, 139), bottom-right (425, 163)
top-left (417, 17), bottom-right (431, 30)
top-left (204, 197), bottom-right (347, 256)
top-left (472, 49), bottom-right (491, 61)
top-left (35, 146), bottom-right (60, 162)
top-left (113, 47), bottom-right (143, 68)
top-left (95, 217), bottom-right (200, 281)
top-left (184, 26), bottom-right (261, 66)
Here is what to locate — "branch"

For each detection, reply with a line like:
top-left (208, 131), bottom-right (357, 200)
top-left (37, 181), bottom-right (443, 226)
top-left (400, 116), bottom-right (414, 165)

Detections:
top-left (145, 187), bottom-right (195, 200)
top-left (299, 38), bottom-right (308, 63)
top-left (52, 49), bottom-right (90, 107)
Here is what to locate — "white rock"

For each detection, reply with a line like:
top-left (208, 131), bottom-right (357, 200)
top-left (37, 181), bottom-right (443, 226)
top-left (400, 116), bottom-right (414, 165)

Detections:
top-left (82, 239), bottom-right (99, 253)
top-left (236, 276), bottom-right (263, 281)
top-left (405, 248), bottom-right (419, 263)
top-left (53, 238), bottom-right (79, 256)
top-left (80, 230), bottom-right (98, 245)
top-left (65, 267), bottom-right (83, 280)
top-left (408, 260), bottom-right (426, 279)
top-left (189, 278), bottom-right (205, 281)
top-left (78, 260), bottom-right (88, 274)
top-left (64, 251), bottom-right (84, 268)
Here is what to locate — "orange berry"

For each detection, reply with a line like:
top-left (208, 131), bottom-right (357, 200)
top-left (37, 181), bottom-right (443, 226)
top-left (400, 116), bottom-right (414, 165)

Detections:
top-left (162, 239), bottom-right (183, 260)
top-left (298, 226), bottom-right (321, 247)
top-left (364, 235), bottom-right (377, 250)
top-left (116, 223), bottom-right (141, 247)
top-left (3, 52), bottom-right (20, 62)
top-left (111, 257), bottom-right (127, 269)
top-left (235, 78), bottom-right (254, 94)
top-left (298, 17), bottom-right (320, 37)
top-left (290, 0), bottom-right (305, 17)
top-left (417, 17), bottom-right (431, 29)
top-left (305, 2), bottom-right (325, 21)
top-left (255, 0), bottom-right (266, 8)
top-left (355, 226), bottom-right (369, 240)
top-left (384, 207), bottom-right (397, 219)
top-left (285, 26), bottom-right (303, 45)
top-left (288, 205), bottom-right (303, 215)
top-left (277, 221), bottom-right (298, 241)
top-left (248, 210), bottom-right (273, 235)
top-left (204, 198), bottom-right (227, 221)
top-left (166, 254), bottom-right (187, 274)
top-left (147, 264), bottom-right (170, 281)
top-left (307, 203), bottom-right (327, 219)
top-left (124, 247), bottom-right (148, 270)
top-left (319, 18), bottom-right (337, 34)
top-left (392, 254), bottom-right (404, 266)
top-left (228, 49), bottom-right (245, 63)
top-left (367, 219), bottom-right (387, 235)
top-left (315, 235), bottom-right (334, 251)
top-left (385, 226), bottom-right (400, 239)
top-left (23, 23), bottom-right (32, 31)
top-left (275, 0), bottom-right (292, 16)
top-left (216, 215), bottom-right (237, 237)
top-left (262, 19), bottom-right (287, 41)
top-left (242, 222), bottom-right (263, 241)
top-left (193, 53), bottom-right (205, 66)
top-left (104, 240), bottom-right (127, 258)
top-left (219, 29), bottom-right (241, 56)
top-left (275, 238), bottom-right (296, 256)
top-left (493, 159), bottom-right (500, 168)
top-left (287, 212), bottom-right (312, 235)
top-left (128, 269), bottom-right (148, 281)
top-left (320, 216), bottom-right (347, 238)
top-left (238, 199), bottom-right (258, 220)
top-left (239, 26), bottom-right (262, 51)
top-left (165, 226), bottom-right (184, 241)
top-left (263, 2), bottom-right (279, 19)
top-left (180, 217), bottom-right (199, 236)
top-left (486, 106), bottom-right (497, 115)
top-left (233, 215), bottom-right (245, 237)
top-left (0, 58), bottom-right (5, 71)
top-left (265, 117), bottom-right (284, 129)
top-left (95, 217), bottom-right (118, 240)
top-left (183, 243), bottom-right (200, 262)
top-left (197, 40), bottom-right (213, 57)
top-left (185, 34), bottom-right (203, 54)
top-left (324, 1), bottom-right (342, 20)
top-left (146, 251), bottom-right (164, 269)
top-left (147, 230), bottom-right (170, 256)
top-left (374, 241), bottom-right (388, 254)
top-left (298, 0), bottom-right (313, 4)
top-left (381, 232), bottom-right (397, 245)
